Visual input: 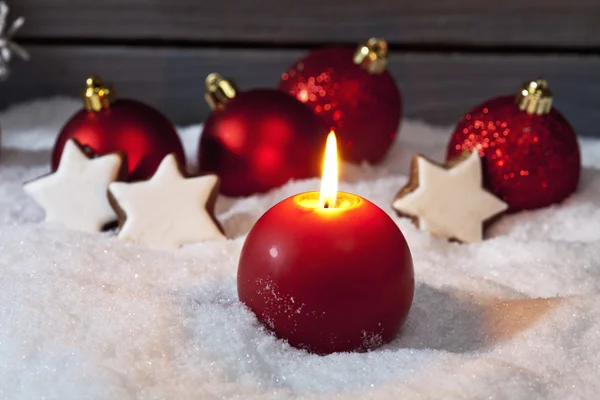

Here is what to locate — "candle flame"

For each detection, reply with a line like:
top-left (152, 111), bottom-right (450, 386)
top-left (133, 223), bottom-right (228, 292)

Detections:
top-left (319, 131), bottom-right (338, 208)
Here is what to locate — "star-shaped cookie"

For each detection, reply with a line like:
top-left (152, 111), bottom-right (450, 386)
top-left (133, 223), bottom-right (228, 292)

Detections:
top-left (392, 151), bottom-right (507, 243)
top-left (23, 139), bottom-right (124, 232)
top-left (108, 154), bottom-right (226, 250)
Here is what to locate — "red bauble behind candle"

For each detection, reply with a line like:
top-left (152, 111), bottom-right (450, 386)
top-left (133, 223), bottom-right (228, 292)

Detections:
top-left (199, 73), bottom-right (328, 197)
top-left (278, 38), bottom-right (401, 164)
top-left (52, 76), bottom-right (186, 181)
top-left (238, 133), bottom-right (414, 354)
top-left (447, 79), bottom-right (580, 212)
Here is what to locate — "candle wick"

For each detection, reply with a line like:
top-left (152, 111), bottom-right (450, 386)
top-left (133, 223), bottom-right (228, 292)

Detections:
top-left (324, 200), bottom-right (330, 209)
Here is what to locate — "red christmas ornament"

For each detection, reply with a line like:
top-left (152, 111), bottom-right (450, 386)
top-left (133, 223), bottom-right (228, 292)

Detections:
top-left (447, 79), bottom-right (580, 212)
top-left (199, 73), bottom-right (328, 197)
top-left (52, 76), bottom-right (186, 181)
top-left (238, 191), bottom-right (414, 354)
top-left (278, 38), bottom-right (401, 164)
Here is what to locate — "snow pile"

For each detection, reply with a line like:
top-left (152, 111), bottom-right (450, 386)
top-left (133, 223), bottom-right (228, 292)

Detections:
top-left (0, 98), bottom-right (599, 399)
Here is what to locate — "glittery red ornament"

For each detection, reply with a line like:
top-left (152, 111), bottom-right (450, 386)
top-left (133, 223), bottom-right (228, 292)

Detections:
top-left (278, 38), bottom-right (401, 164)
top-left (447, 79), bottom-right (580, 212)
top-left (52, 76), bottom-right (186, 181)
top-left (199, 74), bottom-right (328, 197)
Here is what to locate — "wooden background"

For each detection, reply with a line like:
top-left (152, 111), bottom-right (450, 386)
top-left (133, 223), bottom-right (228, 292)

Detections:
top-left (2, 0), bottom-right (600, 136)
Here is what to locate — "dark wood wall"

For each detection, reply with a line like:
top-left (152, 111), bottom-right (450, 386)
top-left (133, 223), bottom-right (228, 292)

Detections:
top-left (2, 0), bottom-right (600, 136)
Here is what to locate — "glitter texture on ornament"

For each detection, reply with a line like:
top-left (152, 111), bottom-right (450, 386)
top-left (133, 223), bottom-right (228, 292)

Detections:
top-left (279, 41), bottom-right (401, 164)
top-left (447, 81), bottom-right (580, 212)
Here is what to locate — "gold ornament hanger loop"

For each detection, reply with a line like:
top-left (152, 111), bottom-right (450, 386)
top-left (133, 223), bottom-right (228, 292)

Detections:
top-left (82, 75), bottom-right (114, 112)
top-left (353, 37), bottom-right (388, 74)
top-left (516, 79), bottom-right (553, 116)
top-left (205, 73), bottom-right (238, 110)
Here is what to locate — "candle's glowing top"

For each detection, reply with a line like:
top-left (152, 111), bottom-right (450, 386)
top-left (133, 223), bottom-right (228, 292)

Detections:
top-left (295, 191), bottom-right (360, 211)
top-left (294, 131), bottom-right (359, 211)
top-left (319, 131), bottom-right (339, 208)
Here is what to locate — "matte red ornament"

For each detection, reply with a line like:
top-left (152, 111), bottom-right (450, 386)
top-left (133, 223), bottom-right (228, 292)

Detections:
top-left (199, 74), bottom-right (328, 197)
top-left (52, 76), bottom-right (185, 181)
top-left (278, 38), bottom-right (401, 164)
top-left (237, 191), bottom-right (415, 355)
top-left (447, 79), bottom-right (580, 212)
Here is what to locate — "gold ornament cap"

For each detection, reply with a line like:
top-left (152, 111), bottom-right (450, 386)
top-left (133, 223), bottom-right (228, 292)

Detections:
top-left (516, 79), bottom-right (553, 115)
top-left (82, 75), bottom-right (114, 112)
top-left (205, 73), bottom-right (238, 110)
top-left (353, 38), bottom-right (388, 74)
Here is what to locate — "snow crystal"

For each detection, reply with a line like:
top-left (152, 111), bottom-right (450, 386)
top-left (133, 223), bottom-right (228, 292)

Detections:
top-left (0, 98), bottom-right (599, 399)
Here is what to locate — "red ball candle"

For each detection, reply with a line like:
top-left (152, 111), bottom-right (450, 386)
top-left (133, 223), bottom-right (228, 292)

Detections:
top-left (238, 133), bottom-right (414, 354)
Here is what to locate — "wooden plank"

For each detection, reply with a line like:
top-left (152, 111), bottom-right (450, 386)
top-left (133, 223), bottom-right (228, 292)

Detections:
top-left (11, 0), bottom-right (600, 47)
top-left (1, 45), bottom-right (599, 137)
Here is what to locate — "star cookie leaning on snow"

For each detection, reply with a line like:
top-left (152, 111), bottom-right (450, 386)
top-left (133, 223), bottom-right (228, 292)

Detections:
top-left (392, 150), bottom-right (508, 243)
top-left (23, 139), bottom-right (125, 232)
top-left (108, 154), bottom-right (226, 250)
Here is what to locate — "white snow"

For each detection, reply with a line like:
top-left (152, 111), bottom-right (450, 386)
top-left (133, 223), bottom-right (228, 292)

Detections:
top-left (1, 98), bottom-right (599, 399)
